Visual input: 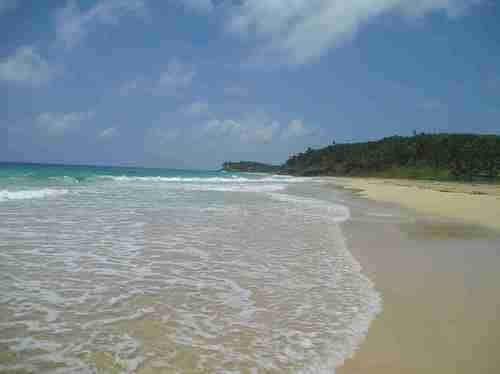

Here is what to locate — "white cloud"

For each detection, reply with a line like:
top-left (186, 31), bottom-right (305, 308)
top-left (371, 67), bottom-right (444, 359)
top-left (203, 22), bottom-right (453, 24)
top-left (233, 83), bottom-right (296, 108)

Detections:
top-left (182, 100), bottom-right (211, 118)
top-left (119, 59), bottom-right (196, 95)
top-left (158, 58), bottom-right (196, 90)
top-left (236, 111), bottom-right (281, 144)
top-left (247, 121), bottom-right (280, 143)
top-left (36, 111), bottom-right (94, 134)
top-left (119, 75), bottom-right (150, 94)
top-left (149, 110), bottom-right (317, 161)
top-left (280, 119), bottom-right (315, 139)
top-left (203, 118), bottom-right (241, 136)
top-left (0, 46), bottom-right (55, 86)
top-left (148, 127), bottom-right (181, 144)
top-left (0, 0), bottom-right (18, 15)
top-left (201, 112), bottom-right (310, 144)
top-left (55, 0), bottom-right (146, 49)
top-left (223, 0), bottom-right (483, 65)
top-left (99, 127), bottom-right (117, 139)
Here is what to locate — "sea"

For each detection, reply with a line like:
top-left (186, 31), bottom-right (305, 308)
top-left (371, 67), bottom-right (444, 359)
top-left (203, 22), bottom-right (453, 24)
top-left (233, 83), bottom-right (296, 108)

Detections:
top-left (0, 162), bottom-right (381, 373)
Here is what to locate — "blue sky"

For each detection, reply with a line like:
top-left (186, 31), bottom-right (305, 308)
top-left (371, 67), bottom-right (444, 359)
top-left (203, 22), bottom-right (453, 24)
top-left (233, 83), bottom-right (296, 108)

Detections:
top-left (2, 0), bottom-right (499, 169)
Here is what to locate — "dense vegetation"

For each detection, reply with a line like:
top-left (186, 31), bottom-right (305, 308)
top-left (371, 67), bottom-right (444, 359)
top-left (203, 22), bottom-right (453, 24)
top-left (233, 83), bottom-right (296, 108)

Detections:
top-left (284, 133), bottom-right (500, 180)
top-left (222, 161), bottom-right (281, 173)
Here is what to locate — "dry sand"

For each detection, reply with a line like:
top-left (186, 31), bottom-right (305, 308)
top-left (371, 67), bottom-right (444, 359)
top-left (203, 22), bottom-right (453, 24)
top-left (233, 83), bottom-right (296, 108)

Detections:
top-left (325, 178), bottom-right (500, 374)
top-left (330, 177), bottom-right (500, 232)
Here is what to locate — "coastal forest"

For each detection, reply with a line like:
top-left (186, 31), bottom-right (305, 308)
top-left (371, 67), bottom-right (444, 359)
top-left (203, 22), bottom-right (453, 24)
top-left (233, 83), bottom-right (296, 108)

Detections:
top-left (284, 133), bottom-right (500, 180)
top-left (224, 133), bottom-right (500, 181)
top-left (222, 161), bottom-right (281, 173)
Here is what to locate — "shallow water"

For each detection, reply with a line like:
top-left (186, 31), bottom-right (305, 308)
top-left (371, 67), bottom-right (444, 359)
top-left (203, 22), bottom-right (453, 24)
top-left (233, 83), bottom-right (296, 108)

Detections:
top-left (0, 163), bottom-right (381, 373)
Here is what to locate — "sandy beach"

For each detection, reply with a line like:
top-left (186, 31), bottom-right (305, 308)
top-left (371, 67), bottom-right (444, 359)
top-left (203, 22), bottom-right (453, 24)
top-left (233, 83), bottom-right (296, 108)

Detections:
top-left (329, 177), bottom-right (500, 373)
top-left (330, 177), bottom-right (500, 231)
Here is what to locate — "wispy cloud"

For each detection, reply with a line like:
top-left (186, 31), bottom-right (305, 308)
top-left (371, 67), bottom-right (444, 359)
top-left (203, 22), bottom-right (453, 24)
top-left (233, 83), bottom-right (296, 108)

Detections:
top-left (36, 111), bottom-right (94, 134)
top-left (0, 46), bottom-right (55, 86)
top-left (119, 58), bottom-right (196, 95)
top-left (119, 75), bottom-right (150, 95)
top-left (98, 127), bottom-right (117, 139)
top-left (158, 58), bottom-right (196, 90)
top-left (398, 0), bottom-right (483, 18)
top-left (148, 127), bottom-right (181, 144)
top-left (203, 118), bottom-right (241, 137)
top-left (242, 120), bottom-right (280, 144)
top-left (178, 0), bottom-right (483, 65)
top-left (200, 112), bottom-right (315, 144)
top-left (55, 0), bottom-right (146, 49)
top-left (280, 119), bottom-right (315, 140)
top-left (181, 100), bottom-right (211, 118)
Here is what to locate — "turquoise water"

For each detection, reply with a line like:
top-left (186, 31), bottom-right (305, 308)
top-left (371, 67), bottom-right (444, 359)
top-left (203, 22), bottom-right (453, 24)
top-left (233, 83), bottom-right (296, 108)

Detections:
top-left (0, 162), bottom-right (229, 180)
top-left (0, 162), bottom-right (381, 373)
top-left (0, 162), bottom-right (233, 189)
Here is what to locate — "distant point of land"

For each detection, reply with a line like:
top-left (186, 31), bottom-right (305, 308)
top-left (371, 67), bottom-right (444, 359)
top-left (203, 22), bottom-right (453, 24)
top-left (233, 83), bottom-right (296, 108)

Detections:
top-left (222, 161), bottom-right (282, 173)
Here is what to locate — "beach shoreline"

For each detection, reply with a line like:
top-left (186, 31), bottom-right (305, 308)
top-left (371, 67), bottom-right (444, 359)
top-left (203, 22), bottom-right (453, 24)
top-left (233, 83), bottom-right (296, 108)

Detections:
top-left (328, 177), bottom-right (500, 232)
top-left (325, 177), bottom-right (500, 373)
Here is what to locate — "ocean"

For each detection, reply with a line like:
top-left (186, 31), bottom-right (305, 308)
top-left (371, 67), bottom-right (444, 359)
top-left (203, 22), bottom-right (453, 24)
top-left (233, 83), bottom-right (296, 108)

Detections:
top-left (0, 162), bottom-right (381, 373)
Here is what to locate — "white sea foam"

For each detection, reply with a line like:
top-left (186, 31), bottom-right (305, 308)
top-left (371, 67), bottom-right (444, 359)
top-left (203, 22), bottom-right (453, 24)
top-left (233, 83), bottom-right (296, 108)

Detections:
top-left (99, 174), bottom-right (302, 193)
top-left (267, 192), bottom-right (351, 222)
top-left (181, 183), bottom-right (287, 192)
top-left (100, 175), bottom-right (310, 184)
top-left (0, 188), bottom-right (69, 202)
top-left (365, 212), bottom-right (395, 217)
top-left (266, 192), bottom-right (380, 373)
top-left (0, 173), bottom-right (381, 373)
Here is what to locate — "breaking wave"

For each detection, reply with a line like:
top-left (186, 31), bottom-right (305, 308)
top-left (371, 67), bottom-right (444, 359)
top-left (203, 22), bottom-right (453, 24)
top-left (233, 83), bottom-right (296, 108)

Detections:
top-left (98, 174), bottom-right (314, 193)
top-left (0, 164), bottom-right (381, 373)
top-left (99, 175), bottom-right (311, 183)
top-left (0, 188), bottom-right (69, 202)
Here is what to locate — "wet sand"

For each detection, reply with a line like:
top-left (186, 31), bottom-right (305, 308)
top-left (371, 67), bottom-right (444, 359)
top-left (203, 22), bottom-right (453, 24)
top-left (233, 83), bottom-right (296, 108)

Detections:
top-left (328, 180), bottom-right (500, 373)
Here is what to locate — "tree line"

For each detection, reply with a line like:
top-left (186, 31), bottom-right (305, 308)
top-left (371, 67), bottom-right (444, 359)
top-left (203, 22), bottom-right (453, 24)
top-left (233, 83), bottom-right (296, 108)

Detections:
top-left (222, 161), bottom-right (281, 173)
top-left (283, 133), bottom-right (500, 180)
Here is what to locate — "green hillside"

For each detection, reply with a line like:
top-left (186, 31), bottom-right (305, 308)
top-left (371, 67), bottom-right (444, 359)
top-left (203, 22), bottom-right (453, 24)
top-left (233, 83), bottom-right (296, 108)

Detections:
top-left (284, 133), bottom-right (500, 180)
